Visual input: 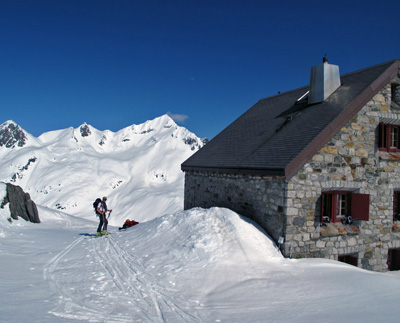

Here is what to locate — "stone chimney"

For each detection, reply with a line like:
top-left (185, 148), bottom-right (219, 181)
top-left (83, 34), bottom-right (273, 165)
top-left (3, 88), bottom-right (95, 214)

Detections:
top-left (308, 56), bottom-right (341, 104)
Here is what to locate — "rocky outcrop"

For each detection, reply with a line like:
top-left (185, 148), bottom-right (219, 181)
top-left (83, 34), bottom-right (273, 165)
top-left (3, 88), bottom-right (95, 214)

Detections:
top-left (0, 121), bottom-right (27, 148)
top-left (1, 183), bottom-right (40, 223)
top-left (80, 124), bottom-right (91, 137)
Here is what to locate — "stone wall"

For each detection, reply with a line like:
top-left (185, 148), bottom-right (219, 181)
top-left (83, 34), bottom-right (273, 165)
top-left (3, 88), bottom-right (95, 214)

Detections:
top-left (283, 80), bottom-right (400, 271)
top-left (184, 172), bottom-right (286, 242)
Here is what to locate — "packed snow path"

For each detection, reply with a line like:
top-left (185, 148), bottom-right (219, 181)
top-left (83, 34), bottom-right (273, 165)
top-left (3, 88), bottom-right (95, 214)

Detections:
top-left (44, 234), bottom-right (202, 322)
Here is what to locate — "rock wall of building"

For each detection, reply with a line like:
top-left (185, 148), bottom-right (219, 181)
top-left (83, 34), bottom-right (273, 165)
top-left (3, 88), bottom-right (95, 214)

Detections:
top-left (283, 81), bottom-right (400, 271)
top-left (184, 172), bottom-right (286, 242)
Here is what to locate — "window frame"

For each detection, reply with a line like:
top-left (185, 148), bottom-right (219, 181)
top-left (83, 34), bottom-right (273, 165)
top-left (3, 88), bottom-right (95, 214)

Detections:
top-left (379, 123), bottom-right (400, 152)
top-left (322, 191), bottom-right (351, 223)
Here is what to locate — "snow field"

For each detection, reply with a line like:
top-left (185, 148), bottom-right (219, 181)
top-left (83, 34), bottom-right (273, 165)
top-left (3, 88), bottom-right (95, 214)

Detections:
top-left (1, 200), bottom-right (400, 322)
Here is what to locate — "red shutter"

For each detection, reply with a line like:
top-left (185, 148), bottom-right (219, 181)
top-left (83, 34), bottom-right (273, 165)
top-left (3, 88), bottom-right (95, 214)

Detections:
top-left (379, 123), bottom-right (384, 149)
top-left (351, 193), bottom-right (370, 221)
top-left (386, 125), bottom-right (391, 150)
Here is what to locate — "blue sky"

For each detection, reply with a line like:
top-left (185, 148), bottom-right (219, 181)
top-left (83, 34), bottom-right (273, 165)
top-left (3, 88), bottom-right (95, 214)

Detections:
top-left (1, 0), bottom-right (400, 140)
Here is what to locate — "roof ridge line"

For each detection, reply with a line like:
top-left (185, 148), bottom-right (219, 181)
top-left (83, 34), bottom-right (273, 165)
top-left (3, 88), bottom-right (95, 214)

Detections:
top-left (258, 59), bottom-right (399, 103)
top-left (340, 58), bottom-right (399, 78)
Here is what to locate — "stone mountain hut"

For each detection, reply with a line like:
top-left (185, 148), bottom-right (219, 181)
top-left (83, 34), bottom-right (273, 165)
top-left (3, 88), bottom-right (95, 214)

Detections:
top-left (182, 58), bottom-right (400, 272)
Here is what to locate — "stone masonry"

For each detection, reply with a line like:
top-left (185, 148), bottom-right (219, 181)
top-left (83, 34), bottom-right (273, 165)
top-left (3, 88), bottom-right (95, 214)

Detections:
top-left (283, 80), bottom-right (400, 271)
top-left (184, 77), bottom-right (400, 272)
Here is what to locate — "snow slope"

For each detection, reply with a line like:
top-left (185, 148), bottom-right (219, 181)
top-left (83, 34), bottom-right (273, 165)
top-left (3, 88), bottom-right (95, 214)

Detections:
top-left (1, 189), bottom-right (400, 322)
top-left (0, 115), bottom-right (205, 225)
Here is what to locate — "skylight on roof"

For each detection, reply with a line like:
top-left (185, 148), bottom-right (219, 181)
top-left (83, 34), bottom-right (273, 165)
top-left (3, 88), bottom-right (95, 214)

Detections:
top-left (296, 90), bottom-right (309, 102)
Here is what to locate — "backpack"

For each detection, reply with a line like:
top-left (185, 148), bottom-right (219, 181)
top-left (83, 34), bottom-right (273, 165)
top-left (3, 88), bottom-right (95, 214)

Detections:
top-left (93, 198), bottom-right (101, 211)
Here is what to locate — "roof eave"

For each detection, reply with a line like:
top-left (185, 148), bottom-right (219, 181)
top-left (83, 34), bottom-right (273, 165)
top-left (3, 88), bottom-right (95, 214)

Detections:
top-left (181, 165), bottom-right (286, 177)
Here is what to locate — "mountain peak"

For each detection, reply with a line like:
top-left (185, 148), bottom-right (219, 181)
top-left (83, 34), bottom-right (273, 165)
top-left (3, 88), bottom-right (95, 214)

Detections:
top-left (0, 121), bottom-right (28, 148)
top-left (79, 123), bottom-right (92, 137)
top-left (146, 114), bottom-right (177, 127)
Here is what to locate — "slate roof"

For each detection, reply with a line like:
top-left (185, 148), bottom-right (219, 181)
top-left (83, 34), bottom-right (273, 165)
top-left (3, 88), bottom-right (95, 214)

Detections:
top-left (181, 59), bottom-right (400, 179)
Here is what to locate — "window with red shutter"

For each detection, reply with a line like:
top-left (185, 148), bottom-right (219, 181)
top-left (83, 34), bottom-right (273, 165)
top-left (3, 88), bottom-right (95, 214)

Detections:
top-left (322, 191), bottom-right (369, 223)
top-left (379, 123), bottom-right (400, 152)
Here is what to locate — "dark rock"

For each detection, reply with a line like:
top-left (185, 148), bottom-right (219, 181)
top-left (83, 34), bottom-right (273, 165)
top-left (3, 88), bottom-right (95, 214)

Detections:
top-left (183, 136), bottom-right (208, 150)
top-left (1, 183), bottom-right (40, 223)
top-left (0, 122), bottom-right (27, 148)
top-left (99, 135), bottom-right (107, 146)
top-left (80, 124), bottom-right (91, 137)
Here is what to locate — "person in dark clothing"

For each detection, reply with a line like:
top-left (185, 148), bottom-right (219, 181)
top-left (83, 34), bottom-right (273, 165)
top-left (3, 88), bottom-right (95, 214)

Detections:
top-left (96, 196), bottom-right (112, 236)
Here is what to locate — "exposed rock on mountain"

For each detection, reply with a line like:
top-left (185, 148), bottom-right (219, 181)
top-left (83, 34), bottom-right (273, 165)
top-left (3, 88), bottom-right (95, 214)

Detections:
top-left (80, 124), bottom-right (91, 137)
top-left (183, 136), bottom-right (209, 150)
top-left (0, 121), bottom-right (27, 148)
top-left (1, 183), bottom-right (40, 223)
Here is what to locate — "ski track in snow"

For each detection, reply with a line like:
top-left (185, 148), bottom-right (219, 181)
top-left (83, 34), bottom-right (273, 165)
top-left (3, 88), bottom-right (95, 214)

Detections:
top-left (44, 233), bottom-right (203, 323)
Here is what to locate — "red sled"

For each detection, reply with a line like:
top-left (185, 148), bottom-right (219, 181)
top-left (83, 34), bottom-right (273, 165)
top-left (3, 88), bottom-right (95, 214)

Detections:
top-left (119, 219), bottom-right (139, 230)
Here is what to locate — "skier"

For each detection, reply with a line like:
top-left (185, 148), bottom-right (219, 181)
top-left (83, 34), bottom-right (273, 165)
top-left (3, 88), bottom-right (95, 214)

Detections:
top-left (96, 196), bottom-right (112, 236)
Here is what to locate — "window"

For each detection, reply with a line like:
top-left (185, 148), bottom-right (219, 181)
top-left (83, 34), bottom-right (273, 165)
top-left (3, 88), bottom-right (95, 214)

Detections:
top-left (394, 191), bottom-right (400, 221)
top-left (336, 193), bottom-right (348, 218)
top-left (322, 191), bottom-right (349, 223)
top-left (338, 254), bottom-right (358, 267)
top-left (392, 83), bottom-right (400, 106)
top-left (388, 249), bottom-right (400, 271)
top-left (379, 123), bottom-right (400, 151)
top-left (321, 191), bottom-right (369, 223)
top-left (296, 90), bottom-right (309, 103)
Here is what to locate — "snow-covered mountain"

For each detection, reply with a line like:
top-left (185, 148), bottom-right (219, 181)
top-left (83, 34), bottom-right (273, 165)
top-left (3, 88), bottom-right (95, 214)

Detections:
top-left (0, 115), bottom-right (206, 225)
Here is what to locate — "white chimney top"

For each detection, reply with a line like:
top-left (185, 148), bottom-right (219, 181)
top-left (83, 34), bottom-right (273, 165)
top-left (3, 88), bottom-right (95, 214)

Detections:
top-left (308, 56), bottom-right (341, 104)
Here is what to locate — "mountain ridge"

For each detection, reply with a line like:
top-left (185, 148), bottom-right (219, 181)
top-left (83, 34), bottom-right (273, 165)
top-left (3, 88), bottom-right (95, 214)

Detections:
top-left (1, 114), bottom-right (208, 150)
top-left (0, 114), bottom-right (206, 225)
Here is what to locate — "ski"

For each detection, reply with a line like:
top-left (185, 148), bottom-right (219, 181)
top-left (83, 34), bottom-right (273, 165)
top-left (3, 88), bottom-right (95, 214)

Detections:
top-left (94, 232), bottom-right (111, 237)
